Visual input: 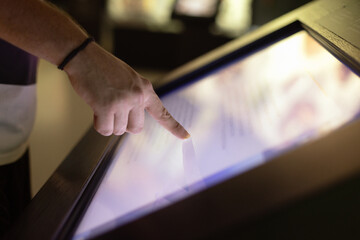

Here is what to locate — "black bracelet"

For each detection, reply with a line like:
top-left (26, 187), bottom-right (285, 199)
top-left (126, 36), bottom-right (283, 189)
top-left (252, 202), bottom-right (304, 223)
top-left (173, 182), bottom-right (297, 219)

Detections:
top-left (58, 37), bottom-right (94, 70)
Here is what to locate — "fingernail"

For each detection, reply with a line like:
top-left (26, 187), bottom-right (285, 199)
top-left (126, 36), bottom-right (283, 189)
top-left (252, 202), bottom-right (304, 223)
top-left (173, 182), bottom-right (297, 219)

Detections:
top-left (184, 132), bottom-right (191, 139)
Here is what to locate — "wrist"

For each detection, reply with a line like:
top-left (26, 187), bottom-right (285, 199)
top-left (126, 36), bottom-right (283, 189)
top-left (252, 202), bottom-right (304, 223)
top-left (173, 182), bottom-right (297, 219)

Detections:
top-left (58, 37), bottom-right (94, 71)
top-left (63, 40), bottom-right (99, 77)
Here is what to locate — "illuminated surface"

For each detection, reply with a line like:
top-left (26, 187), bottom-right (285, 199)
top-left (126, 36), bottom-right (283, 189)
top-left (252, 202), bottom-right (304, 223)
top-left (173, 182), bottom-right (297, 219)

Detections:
top-left (106, 0), bottom-right (252, 36)
top-left (107, 0), bottom-right (176, 25)
top-left (74, 31), bottom-right (360, 239)
top-left (215, 0), bottom-right (252, 36)
top-left (174, 0), bottom-right (219, 17)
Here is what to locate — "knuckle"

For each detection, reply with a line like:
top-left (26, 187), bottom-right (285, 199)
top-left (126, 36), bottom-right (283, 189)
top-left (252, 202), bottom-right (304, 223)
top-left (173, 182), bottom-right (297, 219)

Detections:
top-left (96, 128), bottom-right (112, 136)
top-left (142, 78), bottom-right (152, 89)
top-left (173, 121), bottom-right (182, 130)
top-left (159, 107), bottom-right (171, 121)
top-left (113, 125), bottom-right (126, 135)
top-left (131, 85), bottom-right (145, 104)
top-left (93, 96), bottom-right (116, 113)
top-left (113, 129), bottom-right (125, 136)
top-left (127, 126), bottom-right (143, 134)
top-left (93, 93), bottom-right (128, 114)
top-left (94, 119), bottom-right (113, 136)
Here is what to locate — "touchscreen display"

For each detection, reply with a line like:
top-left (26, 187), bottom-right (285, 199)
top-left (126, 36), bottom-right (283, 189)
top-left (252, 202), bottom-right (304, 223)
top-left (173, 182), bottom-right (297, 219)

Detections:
top-left (74, 31), bottom-right (360, 239)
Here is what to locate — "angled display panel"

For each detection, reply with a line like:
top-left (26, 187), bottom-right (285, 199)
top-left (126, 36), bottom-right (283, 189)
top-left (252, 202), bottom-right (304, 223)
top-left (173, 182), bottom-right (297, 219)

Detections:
top-left (73, 29), bottom-right (360, 240)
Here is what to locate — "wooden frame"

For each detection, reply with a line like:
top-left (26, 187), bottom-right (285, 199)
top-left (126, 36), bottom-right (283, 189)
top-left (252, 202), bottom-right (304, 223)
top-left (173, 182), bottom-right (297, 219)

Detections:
top-left (6, 0), bottom-right (360, 239)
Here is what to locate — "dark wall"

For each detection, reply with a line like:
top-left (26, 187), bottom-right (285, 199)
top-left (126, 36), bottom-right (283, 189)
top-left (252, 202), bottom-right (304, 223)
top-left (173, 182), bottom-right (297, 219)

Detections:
top-left (49, 0), bottom-right (105, 41)
top-left (49, 0), bottom-right (313, 69)
top-left (252, 0), bottom-right (312, 26)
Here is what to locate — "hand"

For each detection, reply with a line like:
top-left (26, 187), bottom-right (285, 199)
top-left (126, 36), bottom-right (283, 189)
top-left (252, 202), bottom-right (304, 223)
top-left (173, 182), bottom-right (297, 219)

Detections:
top-left (64, 42), bottom-right (190, 139)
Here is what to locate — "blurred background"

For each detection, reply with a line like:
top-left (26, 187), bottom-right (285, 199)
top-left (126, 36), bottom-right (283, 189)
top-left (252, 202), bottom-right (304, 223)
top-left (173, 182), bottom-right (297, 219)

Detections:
top-left (30, 0), bottom-right (312, 196)
top-left (51, 0), bottom-right (312, 69)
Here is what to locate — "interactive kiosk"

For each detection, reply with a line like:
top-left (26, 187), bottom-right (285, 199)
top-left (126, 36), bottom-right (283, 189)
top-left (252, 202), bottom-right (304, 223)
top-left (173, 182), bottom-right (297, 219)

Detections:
top-left (6, 0), bottom-right (360, 239)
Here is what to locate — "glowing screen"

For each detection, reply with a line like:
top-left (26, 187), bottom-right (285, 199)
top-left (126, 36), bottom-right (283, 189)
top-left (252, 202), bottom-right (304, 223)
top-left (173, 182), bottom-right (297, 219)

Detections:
top-left (174, 0), bottom-right (219, 17)
top-left (74, 31), bottom-right (360, 239)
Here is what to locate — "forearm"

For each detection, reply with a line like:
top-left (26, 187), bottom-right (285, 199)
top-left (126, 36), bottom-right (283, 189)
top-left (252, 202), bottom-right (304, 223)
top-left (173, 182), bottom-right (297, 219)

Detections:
top-left (0, 0), bottom-right (190, 139)
top-left (0, 0), bottom-right (87, 65)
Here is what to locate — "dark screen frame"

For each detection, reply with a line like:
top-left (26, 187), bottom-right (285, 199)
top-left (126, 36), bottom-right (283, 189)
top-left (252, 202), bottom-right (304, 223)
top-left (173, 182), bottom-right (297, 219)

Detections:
top-left (87, 24), bottom-right (360, 240)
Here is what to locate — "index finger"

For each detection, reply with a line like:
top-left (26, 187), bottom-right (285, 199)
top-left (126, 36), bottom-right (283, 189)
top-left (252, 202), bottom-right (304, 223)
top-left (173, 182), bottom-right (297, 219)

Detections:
top-left (145, 94), bottom-right (190, 139)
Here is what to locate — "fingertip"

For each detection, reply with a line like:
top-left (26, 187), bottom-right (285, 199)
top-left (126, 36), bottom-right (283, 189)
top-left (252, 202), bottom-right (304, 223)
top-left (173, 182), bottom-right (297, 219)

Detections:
top-left (184, 132), bottom-right (191, 139)
top-left (180, 130), bottom-right (191, 140)
top-left (113, 129), bottom-right (126, 136)
top-left (174, 126), bottom-right (191, 140)
top-left (127, 126), bottom-right (143, 134)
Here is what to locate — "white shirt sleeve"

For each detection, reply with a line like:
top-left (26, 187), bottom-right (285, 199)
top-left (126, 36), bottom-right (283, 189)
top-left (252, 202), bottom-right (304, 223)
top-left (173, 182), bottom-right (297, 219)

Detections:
top-left (0, 84), bottom-right (36, 165)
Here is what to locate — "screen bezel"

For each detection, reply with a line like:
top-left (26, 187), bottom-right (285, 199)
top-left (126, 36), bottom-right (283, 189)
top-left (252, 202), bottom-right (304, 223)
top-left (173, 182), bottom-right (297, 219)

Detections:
top-left (66, 21), bottom-right (360, 240)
